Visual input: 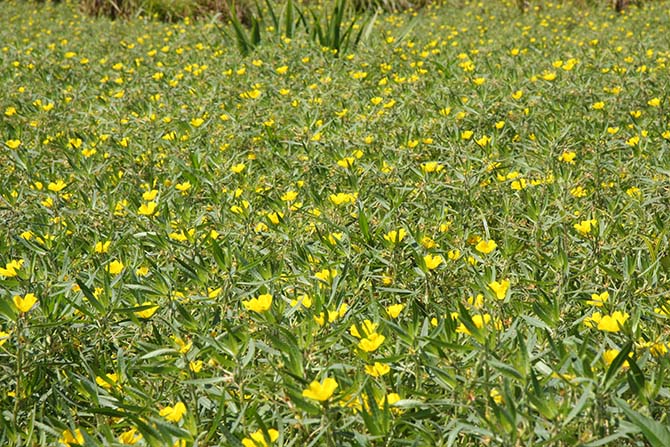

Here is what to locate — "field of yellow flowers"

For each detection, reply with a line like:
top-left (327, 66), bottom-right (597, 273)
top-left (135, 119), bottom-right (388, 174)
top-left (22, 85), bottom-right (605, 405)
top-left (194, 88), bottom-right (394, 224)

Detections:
top-left (2, 0), bottom-right (670, 445)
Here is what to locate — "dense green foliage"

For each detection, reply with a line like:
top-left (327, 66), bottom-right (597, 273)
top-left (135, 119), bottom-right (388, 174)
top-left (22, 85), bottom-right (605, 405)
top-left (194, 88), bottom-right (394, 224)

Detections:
top-left (1, 0), bottom-right (670, 445)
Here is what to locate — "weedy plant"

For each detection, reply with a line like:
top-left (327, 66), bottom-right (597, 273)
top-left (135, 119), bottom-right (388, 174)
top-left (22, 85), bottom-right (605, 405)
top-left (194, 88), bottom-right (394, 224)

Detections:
top-left (1, 0), bottom-right (670, 446)
top-left (224, 0), bottom-right (378, 56)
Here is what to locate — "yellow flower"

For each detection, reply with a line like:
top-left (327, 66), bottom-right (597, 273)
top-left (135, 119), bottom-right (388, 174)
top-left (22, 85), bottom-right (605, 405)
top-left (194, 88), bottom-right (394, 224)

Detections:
top-left (81, 147), bottom-right (96, 158)
top-left (541, 71), bottom-right (557, 81)
top-left (160, 401), bottom-right (187, 423)
top-left (421, 161), bottom-right (444, 173)
top-left (574, 219), bottom-right (597, 236)
top-left (570, 186), bottom-right (587, 198)
top-left (583, 312), bottom-right (602, 328)
top-left (313, 312), bottom-right (326, 326)
top-left (189, 360), bottom-right (203, 373)
top-left (190, 117), bottom-right (204, 127)
top-left (467, 294), bottom-right (484, 309)
top-left (626, 187), bottom-right (641, 198)
top-left (654, 301), bottom-right (670, 316)
top-left (647, 97), bottom-right (661, 107)
top-left (650, 342), bottom-right (669, 357)
top-left (231, 163), bottom-right (246, 173)
top-left (59, 429), bottom-right (84, 446)
top-left (488, 280), bottom-right (509, 300)
top-left (302, 377), bottom-right (338, 401)
top-left (385, 392), bottom-right (401, 408)
top-left (592, 102), bottom-right (605, 110)
top-left (350, 320), bottom-right (378, 338)
top-left (475, 239), bottom-right (497, 254)
top-left (94, 241), bottom-right (111, 254)
top-left (461, 130), bottom-right (473, 140)
top-left (208, 287), bottom-right (222, 298)
top-left (365, 362), bottom-right (391, 377)
top-left (626, 135), bottom-right (640, 147)
top-left (242, 294), bottom-right (273, 313)
top-left (456, 313), bottom-right (501, 335)
top-left (558, 151), bottom-right (576, 164)
top-left (439, 107), bottom-right (451, 116)
top-left (511, 178), bottom-right (527, 191)
top-left (290, 294), bottom-right (312, 308)
top-left (0, 331), bottom-right (10, 347)
top-left (13, 293), bottom-right (38, 313)
top-left (118, 428), bottom-right (142, 445)
top-left (95, 373), bottom-right (119, 390)
top-left (173, 336), bottom-right (192, 354)
top-left (326, 232), bottom-right (342, 245)
top-left (383, 229), bottom-right (406, 244)
top-left (511, 90), bottom-right (523, 100)
top-left (0, 259), bottom-right (23, 277)
top-left (423, 254), bottom-right (443, 270)
top-left (315, 268), bottom-right (337, 284)
top-left (48, 180), bottom-right (67, 192)
top-left (106, 260), bottom-right (124, 275)
top-left (386, 304), bottom-right (405, 319)
top-left (175, 181), bottom-right (191, 192)
top-left (169, 231), bottom-right (188, 242)
top-left (230, 200), bottom-right (250, 215)
top-left (138, 201), bottom-right (157, 216)
top-left (5, 139), bottom-right (21, 149)
top-left (242, 428), bottom-right (279, 447)
top-left (586, 291), bottom-right (609, 307)
top-left (240, 89), bottom-right (261, 99)
top-left (602, 349), bottom-right (630, 369)
top-left (358, 332), bottom-right (385, 352)
top-left (447, 249), bottom-right (461, 260)
top-left (329, 192), bottom-right (357, 205)
top-left (490, 388), bottom-right (503, 404)
top-left (597, 311), bottom-right (629, 332)
top-left (280, 190), bottom-right (298, 201)
top-left (143, 189), bottom-right (159, 201)
top-left (267, 211), bottom-right (284, 225)
top-left (134, 302), bottom-right (159, 319)
top-left (476, 135), bottom-right (491, 147)
top-left (417, 235), bottom-right (434, 249)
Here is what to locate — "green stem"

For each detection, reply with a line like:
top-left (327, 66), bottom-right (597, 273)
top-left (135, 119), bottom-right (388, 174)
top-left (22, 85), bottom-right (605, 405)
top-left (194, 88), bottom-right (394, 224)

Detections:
top-left (13, 315), bottom-right (24, 439)
top-left (322, 403), bottom-right (335, 447)
top-left (187, 355), bottom-right (200, 426)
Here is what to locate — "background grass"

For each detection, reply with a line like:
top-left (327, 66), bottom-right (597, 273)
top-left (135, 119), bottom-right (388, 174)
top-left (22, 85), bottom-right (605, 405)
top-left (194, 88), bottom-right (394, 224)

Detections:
top-left (1, 0), bottom-right (670, 445)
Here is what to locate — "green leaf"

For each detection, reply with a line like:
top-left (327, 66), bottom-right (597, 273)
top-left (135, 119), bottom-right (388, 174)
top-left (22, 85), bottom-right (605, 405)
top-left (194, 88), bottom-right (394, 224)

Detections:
top-left (229, 1), bottom-right (253, 56)
top-left (603, 342), bottom-right (632, 390)
top-left (76, 278), bottom-right (105, 313)
top-left (564, 385), bottom-right (592, 424)
top-left (614, 398), bottom-right (670, 447)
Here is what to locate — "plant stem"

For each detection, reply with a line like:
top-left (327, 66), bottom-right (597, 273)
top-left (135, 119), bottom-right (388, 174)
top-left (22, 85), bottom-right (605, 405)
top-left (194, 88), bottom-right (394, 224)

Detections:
top-left (13, 314), bottom-right (24, 442)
